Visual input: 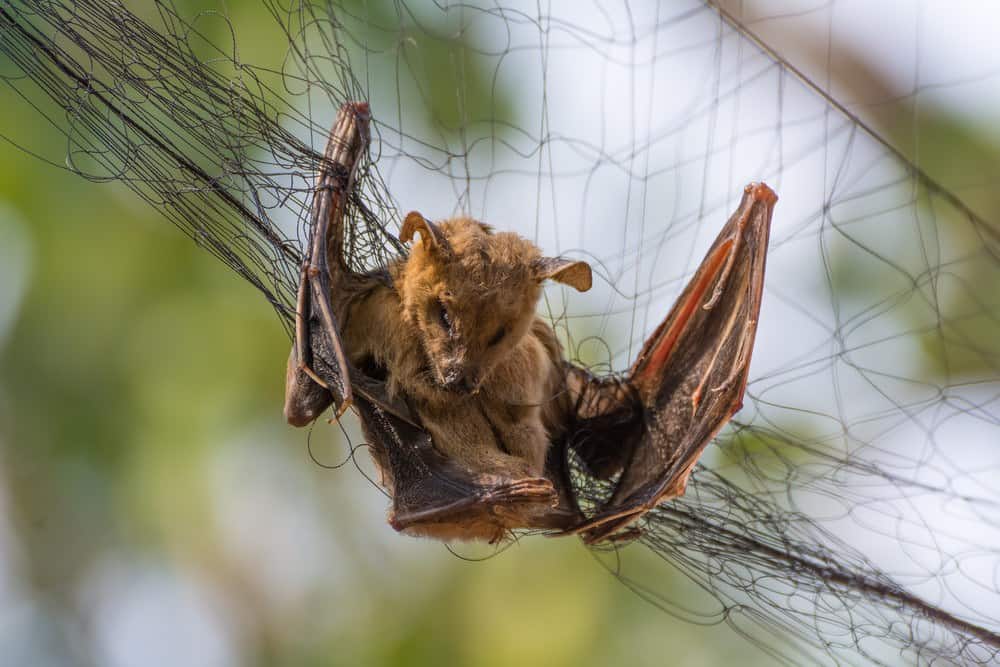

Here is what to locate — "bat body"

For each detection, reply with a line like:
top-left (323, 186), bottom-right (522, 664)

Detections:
top-left (286, 215), bottom-right (591, 540)
top-left (286, 103), bottom-right (776, 543)
top-left (343, 217), bottom-right (590, 478)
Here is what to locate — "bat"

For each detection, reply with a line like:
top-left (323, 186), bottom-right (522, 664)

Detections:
top-left (287, 102), bottom-right (776, 544)
top-left (285, 102), bottom-right (593, 541)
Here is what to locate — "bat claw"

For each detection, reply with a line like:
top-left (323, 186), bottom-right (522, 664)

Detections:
top-left (335, 397), bottom-right (353, 418)
top-left (326, 396), bottom-right (354, 423)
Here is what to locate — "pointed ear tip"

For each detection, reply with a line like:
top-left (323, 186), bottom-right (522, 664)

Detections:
top-left (400, 211), bottom-right (428, 244)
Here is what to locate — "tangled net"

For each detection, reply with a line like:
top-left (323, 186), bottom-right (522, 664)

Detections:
top-left (2, 1), bottom-right (999, 664)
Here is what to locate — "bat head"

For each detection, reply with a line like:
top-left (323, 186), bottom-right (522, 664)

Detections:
top-left (398, 212), bottom-right (592, 393)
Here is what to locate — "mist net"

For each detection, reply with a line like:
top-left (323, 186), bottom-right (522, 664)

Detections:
top-left (2, 1), bottom-right (999, 664)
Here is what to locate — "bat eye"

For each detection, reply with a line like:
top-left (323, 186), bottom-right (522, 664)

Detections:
top-left (437, 299), bottom-right (453, 333)
top-left (488, 326), bottom-right (506, 348)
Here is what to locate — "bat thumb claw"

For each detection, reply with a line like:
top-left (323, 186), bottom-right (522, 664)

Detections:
top-left (327, 396), bottom-right (354, 423)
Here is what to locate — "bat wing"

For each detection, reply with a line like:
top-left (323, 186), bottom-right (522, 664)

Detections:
top-left (284, 103), bottom-right (418, 427)
top-left (563, 183), bottom-right (776, 543)
top-left (288, 104), bottom-right (572, 540)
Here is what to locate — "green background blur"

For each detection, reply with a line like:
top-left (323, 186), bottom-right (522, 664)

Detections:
top-left (1, 2), bottom-right (999, 666)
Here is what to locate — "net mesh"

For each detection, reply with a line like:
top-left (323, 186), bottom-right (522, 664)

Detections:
top-left (2, 1), bottom-right (999, 664)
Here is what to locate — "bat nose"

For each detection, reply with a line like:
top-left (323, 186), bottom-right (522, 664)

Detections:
top-left (442, 367), bottom-right (477, 393)
top-left (442, 366), bottom-right (461, 385)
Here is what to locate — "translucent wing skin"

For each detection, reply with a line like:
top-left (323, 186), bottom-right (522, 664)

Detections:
top-left (561, 184), bottom-right (776, 543)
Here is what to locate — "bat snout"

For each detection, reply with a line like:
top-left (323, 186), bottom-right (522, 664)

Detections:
top-left (439, 365), bottom-right (479, 393)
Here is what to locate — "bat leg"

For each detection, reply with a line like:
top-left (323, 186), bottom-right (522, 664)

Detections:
top-left (351, 400), bottom-right (574, 542)
top-left (561, 183), bottom-right (776, 544)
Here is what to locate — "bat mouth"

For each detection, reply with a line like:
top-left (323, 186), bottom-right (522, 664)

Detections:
top-left (438, 376), bottom-right (478, 394)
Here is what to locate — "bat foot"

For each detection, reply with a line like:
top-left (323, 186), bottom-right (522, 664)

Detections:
top-left (389, 476), bottom-right (559, 542)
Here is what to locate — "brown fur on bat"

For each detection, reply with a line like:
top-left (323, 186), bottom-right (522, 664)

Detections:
top-left (285, 102), bottom-right (776, 544)
top-left (349, 214), bottom-right (590, 479)
top-left (287, 212), bottom-right (591, 540)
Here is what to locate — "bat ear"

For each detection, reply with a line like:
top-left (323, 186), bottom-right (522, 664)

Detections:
top-left (534, 257), bottom-right (593, 292)
top-left (400, 211), bottom-right (442, 250)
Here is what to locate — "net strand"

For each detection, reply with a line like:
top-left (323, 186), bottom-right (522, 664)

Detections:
top-left (706, 0), bottom-right (1000, 249)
